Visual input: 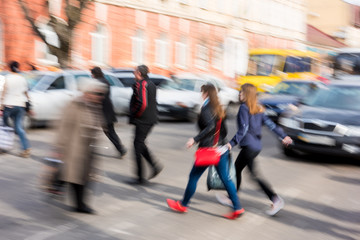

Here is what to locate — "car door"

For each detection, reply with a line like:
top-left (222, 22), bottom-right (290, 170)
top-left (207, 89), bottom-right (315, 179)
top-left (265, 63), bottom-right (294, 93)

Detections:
top-left (104, 73), bottom-right (133, 114)
top-left (32, 74), bottom-right (76, 121)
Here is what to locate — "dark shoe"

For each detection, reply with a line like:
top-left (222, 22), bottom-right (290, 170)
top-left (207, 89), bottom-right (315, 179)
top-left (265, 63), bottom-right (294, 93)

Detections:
top-left (76, 205), bottom-right (95, 214)
top-left (148, 164), bottom-right (163, 180)
top-left (126, 178), bottom-right (150, 186)
top-left (167, 199), bottom-right (188, 213)
top-left (119, 148), bottom-right (127, 159)
top-left (223, 208), bottom-right (245, 220)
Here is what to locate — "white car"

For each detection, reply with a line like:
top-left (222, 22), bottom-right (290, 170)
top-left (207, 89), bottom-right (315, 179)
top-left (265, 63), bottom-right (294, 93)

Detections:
top-left (172, 73), bottom-right (240, 117)
top-left (23, 70), bottom-right (132, 128)
top-left (114, 72), bottom-right (202, 121)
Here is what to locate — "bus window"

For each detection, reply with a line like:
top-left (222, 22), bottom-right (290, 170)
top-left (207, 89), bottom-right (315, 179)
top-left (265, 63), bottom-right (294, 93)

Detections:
top-left (247, 55), bottom-right (275, 76)
top-left (283, 57), bottom-right (311, 73)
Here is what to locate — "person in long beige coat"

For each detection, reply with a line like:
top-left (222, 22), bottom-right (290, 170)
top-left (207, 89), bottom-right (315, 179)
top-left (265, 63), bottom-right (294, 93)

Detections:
top-left (55, 78), bottom-right (106, 214)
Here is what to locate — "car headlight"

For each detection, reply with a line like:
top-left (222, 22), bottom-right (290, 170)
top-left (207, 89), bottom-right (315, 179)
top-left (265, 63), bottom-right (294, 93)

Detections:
top-left (279, 117), bottom-right (300, 129)
top-left (334, 124), bottom-right (360, 137)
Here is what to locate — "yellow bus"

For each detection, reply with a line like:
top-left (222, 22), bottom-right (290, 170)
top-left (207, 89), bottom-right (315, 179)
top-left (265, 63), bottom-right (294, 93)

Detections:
top-left (237, 49), bottom-right (321, 92)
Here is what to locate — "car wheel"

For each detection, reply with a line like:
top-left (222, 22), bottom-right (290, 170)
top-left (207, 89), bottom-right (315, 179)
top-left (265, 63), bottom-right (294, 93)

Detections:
top-left (23, 115), bottom-right (33, 130)
top-left (282, 146), bottom-right (297, 157)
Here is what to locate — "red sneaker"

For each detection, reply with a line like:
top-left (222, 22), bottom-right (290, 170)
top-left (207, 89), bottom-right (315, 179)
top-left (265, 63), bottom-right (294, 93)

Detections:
top-left (223, 208), bottom-right (245, 220)
top-left (166, 199), bottom-right (188, 213)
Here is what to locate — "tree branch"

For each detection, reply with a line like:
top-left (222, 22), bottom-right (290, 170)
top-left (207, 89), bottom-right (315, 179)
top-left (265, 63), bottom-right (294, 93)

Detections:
top-left (18, 0), bottom-right (47, 44)
top-left (65, 0), bottom-right (89, 30)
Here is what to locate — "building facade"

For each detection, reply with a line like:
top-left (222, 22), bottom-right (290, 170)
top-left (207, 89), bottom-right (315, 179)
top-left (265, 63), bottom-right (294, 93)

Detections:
top-left (307, 0), bottom-right (360, 48)
top-left (0, 0), bottom-right (307, 79)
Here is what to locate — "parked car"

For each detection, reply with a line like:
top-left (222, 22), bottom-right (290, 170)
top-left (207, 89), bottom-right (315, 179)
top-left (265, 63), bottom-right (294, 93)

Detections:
top-left (259, 80), bottom-right (326, 122)
top-left (172, 73), bottom-right (239, 117)
top-left (278, 81), bottom-right (360, 159)
top-left (114, 72), bottom-right (201, 121)
top-left (0, 71), bottom-right (8, 94)
top-left (113, 72), bottom-right (169, 87)
top-left (157, 79), bottom-right (201, 121)
top-left (110, 67), bottom-right (134, 74)
top-left (22, 70), bottom-right (131, 128)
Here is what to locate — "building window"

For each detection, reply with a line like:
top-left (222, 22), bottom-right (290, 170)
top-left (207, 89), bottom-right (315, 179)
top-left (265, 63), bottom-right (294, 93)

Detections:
top-left (155, 33), bottom-right (168, 67)
top-left (212, 43), bottom-right (223, 70)
top-left (35, 23), bottom-right (59, 65)
top-left (175, 37), bottom-right (187, 68)
top-left (48, 0), bottom-right (62, 16)
top-left (223, 38), bottom-right (248, 77)
top-left (91, 24), bottom-right (108, 65)
top-left (196, 43), bottom-right (209, 69)
top-left (132, 29), bottom-right (146, 64)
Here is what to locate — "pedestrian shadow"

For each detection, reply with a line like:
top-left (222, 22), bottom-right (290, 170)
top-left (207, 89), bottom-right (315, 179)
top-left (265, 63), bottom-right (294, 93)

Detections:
top-left (242, 188), bottom-right (360, 225)
top-left (328, 175), bottom-right (360, 186)
top-left (270, 208), bottom-right (359, 240)
top-left (273, 151), bottom-right (360, 166)
top-left (237, 188), bottom-right (360, 240)
top-left (99, 170), bottom-right (264, 219)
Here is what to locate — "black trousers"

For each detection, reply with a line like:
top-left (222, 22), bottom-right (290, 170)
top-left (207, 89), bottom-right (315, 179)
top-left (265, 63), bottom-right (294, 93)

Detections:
top-left (235, 146), bottom-right (276, 201)
top-left (103, 123), bottom-right (125, 154)
top-left (70, 183), bottom-right (86, 209)
top-left (134, 124), bottom-right (156, 180)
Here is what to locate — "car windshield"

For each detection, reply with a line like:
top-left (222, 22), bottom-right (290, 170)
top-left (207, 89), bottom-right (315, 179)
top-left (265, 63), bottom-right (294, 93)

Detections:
top-left (304, 85), bottom-right (360, 111)
top-left (272, 81), bottom-right (318, 97)
top-left (176, 79), bottom-right (198, 91)
top-left (23, 73), bottom-right (50, 90)
top-left (158, 80), bottom-right (180, 90)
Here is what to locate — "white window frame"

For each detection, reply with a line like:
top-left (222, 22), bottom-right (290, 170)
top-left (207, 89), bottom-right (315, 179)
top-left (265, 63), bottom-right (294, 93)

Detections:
top-left (212, 44), bottom-right (223, 70)
top-left (90, 24), bottom-right (109, 66)
top-left (49, 0), bottom-right (62, 16)
top-left (131, 30), bottom-right (146, 64)
top-left (175, 40), bottom-right (187, 68)
top-left (35, 23), bottom-right (59, 66)
top-left (155, 34), bottom-right (169, 68)
top-left (195, 44), bottom-right (209, 70)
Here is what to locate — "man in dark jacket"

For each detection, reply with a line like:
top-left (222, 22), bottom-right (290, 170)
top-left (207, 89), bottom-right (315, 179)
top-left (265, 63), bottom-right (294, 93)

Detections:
top-left (129, 65), bottom-right (162, 184)
top-left (91, 67), bottom-right (127, 158)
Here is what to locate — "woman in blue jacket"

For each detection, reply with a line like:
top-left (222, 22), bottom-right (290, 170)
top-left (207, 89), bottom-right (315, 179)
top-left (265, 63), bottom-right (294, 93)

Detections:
top-left (221, 83), bottom-right (292, 216)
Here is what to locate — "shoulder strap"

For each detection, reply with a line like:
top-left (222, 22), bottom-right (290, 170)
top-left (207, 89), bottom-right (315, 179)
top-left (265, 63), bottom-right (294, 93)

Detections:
top-left (213, 118), bottom-right (222, 146)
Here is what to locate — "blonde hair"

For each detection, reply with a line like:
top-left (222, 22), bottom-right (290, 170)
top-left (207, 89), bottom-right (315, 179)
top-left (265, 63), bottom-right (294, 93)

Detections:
top-left (201, 84), bottom-right (225, 119)
top-left (241, 83), bottom-right (264, 115)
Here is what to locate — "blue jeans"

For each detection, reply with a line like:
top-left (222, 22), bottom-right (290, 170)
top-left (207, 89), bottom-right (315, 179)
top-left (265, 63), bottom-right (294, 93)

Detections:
top-left (181, 151), bottom-right (241, 211)
top-left (3, 106), bottom-right (30, 150)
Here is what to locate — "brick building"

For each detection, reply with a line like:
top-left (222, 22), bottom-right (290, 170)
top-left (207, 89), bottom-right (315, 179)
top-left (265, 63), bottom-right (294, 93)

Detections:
top-left (0, 0), bottom-right (307, 79)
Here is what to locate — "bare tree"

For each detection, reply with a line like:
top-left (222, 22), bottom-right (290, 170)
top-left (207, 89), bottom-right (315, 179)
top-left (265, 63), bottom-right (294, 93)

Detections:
top-left (18, 0), bottom-right (91, 68)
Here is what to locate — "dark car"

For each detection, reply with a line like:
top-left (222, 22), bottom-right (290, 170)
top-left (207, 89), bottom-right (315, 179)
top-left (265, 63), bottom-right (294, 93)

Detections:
top-left (278, 81), bottom-right (360, 159)
top-left (259, 80), bottom-right (325, 122)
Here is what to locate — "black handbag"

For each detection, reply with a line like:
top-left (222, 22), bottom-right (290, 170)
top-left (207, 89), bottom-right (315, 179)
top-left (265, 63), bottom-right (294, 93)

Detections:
top-left (25, 101), bottom-right (32, 112)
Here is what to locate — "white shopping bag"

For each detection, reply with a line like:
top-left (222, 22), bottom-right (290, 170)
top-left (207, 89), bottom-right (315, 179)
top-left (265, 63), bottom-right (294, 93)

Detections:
top-left (0, 125), bottom-right (14, 151)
